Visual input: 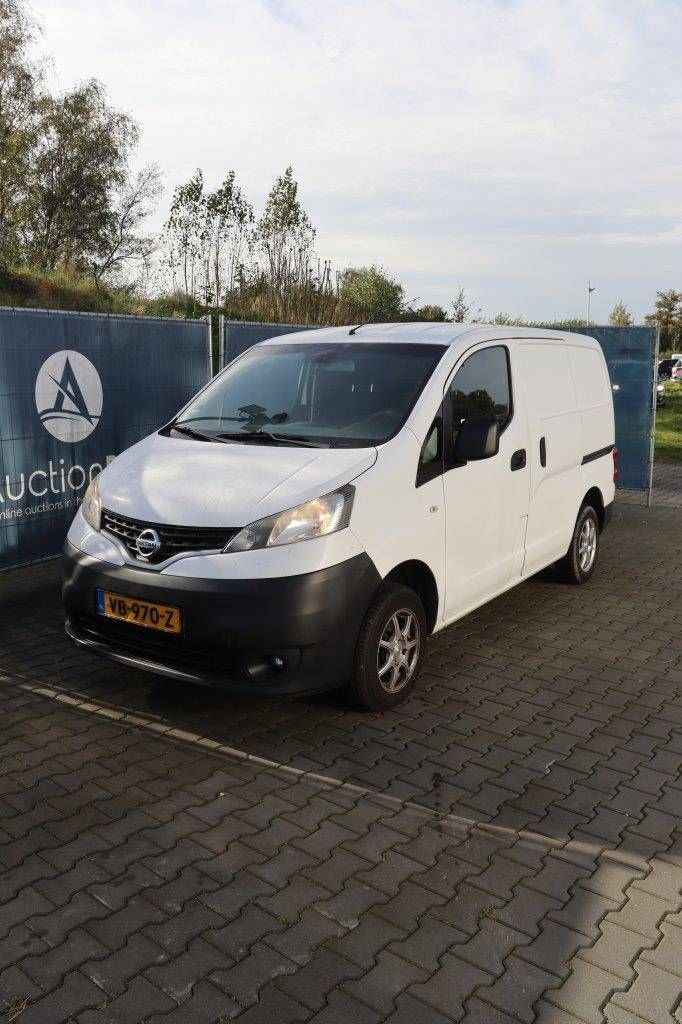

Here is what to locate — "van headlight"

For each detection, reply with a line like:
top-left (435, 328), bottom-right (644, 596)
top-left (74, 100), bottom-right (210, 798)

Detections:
top-left (225, 485), bottom-right (355, 552)
top-left (81, 476), bottom-right (102, 530)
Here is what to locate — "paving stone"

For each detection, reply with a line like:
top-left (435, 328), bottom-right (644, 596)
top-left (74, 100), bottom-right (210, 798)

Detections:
top-left (344, 950), bottom-right (428, 1014)
top-left (208, 905), bottom-right (284, 962)
top-left (388, 915), bottom-right (468, 971)
top-left (478, 954), bottom-right (561, 1022)
top-left (0, 888), bottom-right (54, 941)
top-left (545, 959), bottom-right (627, 1024)
top-left (452, 919), bottom-right (528, 978)
top-left (315, 880), bottom-right (386, 929)
top-left (146, 978), bottom-right (239, 1023)
top-left (0, 925), bottom-right (48, 974)
top-left (195, 840), bottom-right (267, 883)
top-left (15, 969), bottom-right (103, 1023)
top-left (326, 911), bottom-right (406, 969)
top-left (77, 975), bottom-right (176, 1023)
top-left (143, 900), bottom-right (224, 956)
top-left (210, 941), bottom-right (297, 1006)
top-left (578, 921), bottom-right (653, 981)
top-left (525, 855), bottom-right (591, 902)
top-left (199, 868), bottom-right (273, 919)
top-left (81, 933), bottom-right (170, 997)
top-left (278, 947), bottom-right (363, 1011)
top-left (86, 894), bottom-right (167, 951)
top-left (517, 918), bottom-right (591, 980)
top-left (494, 884), bottom-right (562, 938)
top-left (20, 927), bottom-right (109, 992)
top-left (550, 887), bottom-right (621, 940)
top-left (611, 960), bottom-right (682, 1021)
top-left (27, 892), bottom-right (109, 947)
top-left (409, 953), bottom-right (493, 1020)
top-left (632, 859), bottom-right (682, 903)
top-left (144, 936), bottom-right (230, 1002)
top-left (231, 984), bottom-right (310, 1023)
top-left (604, 888), bottom-right (675, 941)
top-left (87, 862), bottom-right (162, 911)
top-left (385, 991), bottom-right (453, 1023)
top-left (267, 908), bottom-right (345, 966)
top-left (469, 855), bottom-right (535, 901)
top-left (309, 987), bottom-right (383, 1022)
top-left (640, 919), bottom-right (682, 977)
top-left (257, 877), bottom-right (332, 926)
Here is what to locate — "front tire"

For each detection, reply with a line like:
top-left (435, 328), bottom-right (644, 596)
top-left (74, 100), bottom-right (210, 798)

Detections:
top-left (556, 504), bottom-right (600, 584)
top-left (351, 583), bottom-right (427, 711)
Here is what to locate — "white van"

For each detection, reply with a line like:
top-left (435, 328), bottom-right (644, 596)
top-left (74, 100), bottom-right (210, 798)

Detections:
top-left (62, 324), bottom-right (616, 710)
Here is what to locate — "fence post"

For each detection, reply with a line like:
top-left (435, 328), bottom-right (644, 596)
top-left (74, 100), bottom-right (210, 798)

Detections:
top-left (205, 314), bottom-right (213, 378)
top-left (646, 324), bottom-right (660, 508)
top-left (218, 313), bottom-right (225, 370)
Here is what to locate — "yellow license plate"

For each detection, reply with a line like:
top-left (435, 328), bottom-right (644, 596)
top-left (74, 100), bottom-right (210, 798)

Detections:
top-left (96, 589), bottom-right (181, 634)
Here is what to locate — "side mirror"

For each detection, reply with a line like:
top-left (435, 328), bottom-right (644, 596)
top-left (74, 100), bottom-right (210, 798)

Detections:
top-left (454, 416), bottom-right (500, 461)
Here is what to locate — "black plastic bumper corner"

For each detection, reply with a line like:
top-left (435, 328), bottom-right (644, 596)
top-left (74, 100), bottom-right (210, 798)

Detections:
top-left (61, 541), bottom-right (381, 695)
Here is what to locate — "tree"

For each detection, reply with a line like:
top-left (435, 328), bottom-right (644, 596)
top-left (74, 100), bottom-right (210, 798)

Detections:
top-left (256, 166), bottom-right (315, 318)
top-left (451, 287), bottom-right (481, 322)
top-left (493, 313), bottom-right (526, 326)
top-left (91, 163), bottom-right (161, 286)
top-left (338, 265), bottom-right (405, 322)
top-left (163, 169), bottom-right (207, 298)
top-left (0, 0), bottom-right (42, 264)
top-left (410, 303), bottom-right (448, 321)
top-left (205, 172), bottom-right (253, 305)
top-left (23, 79), bottom-right (140, 272)
top-left (609, 300), bottom-right (634, 327)
top-left (645, 290), bottom-right (682, 353)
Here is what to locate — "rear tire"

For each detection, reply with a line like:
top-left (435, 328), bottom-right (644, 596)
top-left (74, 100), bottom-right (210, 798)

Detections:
top-left (556, 504), bottom-right (600, 585)
top-left (351, 583), bottom-right (427, 711)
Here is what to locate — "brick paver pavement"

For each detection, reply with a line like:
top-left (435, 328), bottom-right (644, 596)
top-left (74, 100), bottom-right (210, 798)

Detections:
top-left (0, 480), bottom-right (681, 1023)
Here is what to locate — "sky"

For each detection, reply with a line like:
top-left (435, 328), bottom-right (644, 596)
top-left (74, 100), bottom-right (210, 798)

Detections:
top-left (32, 0), bottom-right (682, 322)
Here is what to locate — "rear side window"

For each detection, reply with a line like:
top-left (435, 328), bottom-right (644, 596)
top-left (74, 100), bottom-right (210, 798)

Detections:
top-left (447, 346), bottom-right (511, 445)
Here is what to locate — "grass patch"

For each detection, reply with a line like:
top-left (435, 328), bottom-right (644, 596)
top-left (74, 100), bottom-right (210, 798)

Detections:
top-left (656, 381), bottom-right (682, 463)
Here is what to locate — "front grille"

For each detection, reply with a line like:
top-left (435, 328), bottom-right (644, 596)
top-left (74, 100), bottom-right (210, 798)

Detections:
top-left (72, 612), bottom-right (242, 676)
top-left (102, 508), bottom-right (238, 563)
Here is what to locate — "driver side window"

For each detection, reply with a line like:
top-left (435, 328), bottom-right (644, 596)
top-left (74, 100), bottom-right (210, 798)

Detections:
top-left (448, 346), bottom-right (511, 447)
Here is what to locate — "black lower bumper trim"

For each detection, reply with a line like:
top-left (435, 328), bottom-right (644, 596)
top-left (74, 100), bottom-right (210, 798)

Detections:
top-left (62, 541), bottom-right (382, 695)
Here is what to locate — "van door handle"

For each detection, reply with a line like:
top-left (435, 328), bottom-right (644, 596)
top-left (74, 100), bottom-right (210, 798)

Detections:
top-left (510, 449), bottom-right (526, 471)
top-left (539, 437), bottom-right (547, 467)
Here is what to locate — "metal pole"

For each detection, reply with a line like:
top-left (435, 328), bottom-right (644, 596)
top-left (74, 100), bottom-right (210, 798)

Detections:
top-left (205, 314), bottom-right (213, 379)
top-left (586, 282), bottom-right (595, 326)
top-left (218, 313), bottom-right (225, 370)
top-left (646, 325), bottom-right (660, 508)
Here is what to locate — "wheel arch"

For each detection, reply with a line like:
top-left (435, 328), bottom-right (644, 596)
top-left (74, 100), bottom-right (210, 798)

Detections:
top-left (581, 486), bottom-right (605, 530)
top-left (383, 559), bottom-right (439, 634)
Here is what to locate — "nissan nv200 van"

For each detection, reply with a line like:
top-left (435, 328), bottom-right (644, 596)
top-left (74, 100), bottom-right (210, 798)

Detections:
top-left (62, 324), bottom-right (616, 710)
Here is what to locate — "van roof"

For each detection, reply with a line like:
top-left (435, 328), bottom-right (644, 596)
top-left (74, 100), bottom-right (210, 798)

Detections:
top-left (262, 322), bottom-right (599, 349)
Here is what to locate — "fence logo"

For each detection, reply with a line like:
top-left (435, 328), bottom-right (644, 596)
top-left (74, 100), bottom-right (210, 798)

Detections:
top-left (35, 350), bottom-right (103, 442)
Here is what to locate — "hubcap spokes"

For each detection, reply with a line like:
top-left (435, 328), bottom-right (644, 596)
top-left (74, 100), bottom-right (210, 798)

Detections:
top-left (578, 518), bottom-right (597, 572)
top-left (377, 609), bottom-right (420, 693)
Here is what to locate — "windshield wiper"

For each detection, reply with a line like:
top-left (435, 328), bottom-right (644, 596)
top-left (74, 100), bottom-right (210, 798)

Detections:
top-left (216, 430), bottom-right (328, 448)
top-left (170, 423), bottom-right (232, 444)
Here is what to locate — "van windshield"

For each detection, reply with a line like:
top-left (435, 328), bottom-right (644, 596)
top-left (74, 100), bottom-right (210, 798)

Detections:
top-left (173, 342), bottom-right (447, 448)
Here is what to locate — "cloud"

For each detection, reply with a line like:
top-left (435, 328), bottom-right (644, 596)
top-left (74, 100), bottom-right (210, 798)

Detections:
top-left (33, 0), bottom-right (682, 321)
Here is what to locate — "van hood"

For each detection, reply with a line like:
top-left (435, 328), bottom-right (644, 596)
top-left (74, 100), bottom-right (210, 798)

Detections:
top-left (99, 432), bottom-right (377, 528)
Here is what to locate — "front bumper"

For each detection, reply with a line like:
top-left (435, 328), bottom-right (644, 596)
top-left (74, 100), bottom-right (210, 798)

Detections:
top-left (62, 541), bottom-right (381, 695)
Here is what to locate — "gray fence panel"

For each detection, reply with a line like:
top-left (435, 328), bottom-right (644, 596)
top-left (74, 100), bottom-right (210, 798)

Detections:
top-left (563, 325), bottom-right (657, 493)
top-left (220, 319), bottom-right (320, 367)
top-left (0, 308), bottom-right (211, 571)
